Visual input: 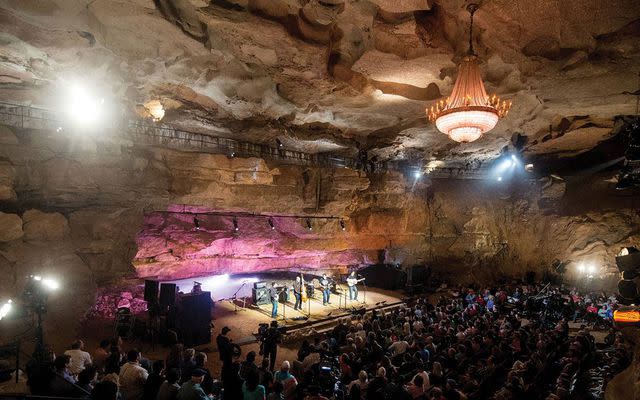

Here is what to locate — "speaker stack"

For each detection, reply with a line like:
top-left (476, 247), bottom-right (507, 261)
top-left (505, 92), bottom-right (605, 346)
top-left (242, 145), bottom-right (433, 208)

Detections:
top-left (179, 292), bottom-right (213, 347)
top-left (253, 287), bottom-right (270, 305)
top-left (159, 283), bottom-right (177, 307)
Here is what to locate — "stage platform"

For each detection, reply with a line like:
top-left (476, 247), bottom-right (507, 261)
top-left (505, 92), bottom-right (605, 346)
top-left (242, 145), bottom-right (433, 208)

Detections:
top-left (164, 272), bottom-right (406, 343)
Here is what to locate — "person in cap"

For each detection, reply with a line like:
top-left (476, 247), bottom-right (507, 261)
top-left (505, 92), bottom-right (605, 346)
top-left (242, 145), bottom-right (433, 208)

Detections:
top-left (176, 369), bottom-right (208, 400)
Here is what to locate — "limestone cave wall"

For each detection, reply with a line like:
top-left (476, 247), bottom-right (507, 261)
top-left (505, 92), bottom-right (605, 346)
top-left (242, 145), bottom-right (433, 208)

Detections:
top-left (1, 124), bottom-right (639, 343)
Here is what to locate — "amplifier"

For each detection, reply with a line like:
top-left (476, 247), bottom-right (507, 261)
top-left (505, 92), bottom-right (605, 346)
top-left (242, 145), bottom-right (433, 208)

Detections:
top-left (252, 287), bottom-right (270, 305)
top-left (254, 281), bottom-right (267, 289)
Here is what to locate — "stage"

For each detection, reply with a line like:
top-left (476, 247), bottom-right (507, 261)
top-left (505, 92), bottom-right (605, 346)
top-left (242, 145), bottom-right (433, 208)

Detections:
top-left (164, 271), bottom-right (405, 345)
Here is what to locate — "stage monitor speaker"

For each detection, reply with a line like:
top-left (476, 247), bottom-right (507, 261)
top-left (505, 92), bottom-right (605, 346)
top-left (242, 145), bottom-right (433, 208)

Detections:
top-left (159, 283), bottom-right (177, 307)
top-left (305, 284), bottom-right (314, 297)
top-left (277, 287), bottom-right (289, 303)
top-left (179, 292), bottom-right (212, 347)
top-left (252, 287), bottom-right (270, 305)
top-left (254, 281), bottom-right (266, 289)
top-left (144, 280), bottom-right (159, 302)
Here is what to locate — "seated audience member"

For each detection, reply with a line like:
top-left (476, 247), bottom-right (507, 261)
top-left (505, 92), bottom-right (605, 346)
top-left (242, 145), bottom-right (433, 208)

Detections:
top-left (193, 352), bottom-right (213, 395)
top-left (94, 339), bottom-right (111, 372)
top-left (242, 369), bottom-right (266, 400)
top-left (405, 375), bottom-right (425, 399)
top-left (143, 360), bottom-right (166, 400)
top-left (119, 349), bottom-right (149, 400)
top-left (65, 340), bottom-right (93, 375)
top-left (92, 380), bottom-right (120, 400)
top-left (273, 361), bottom-right (297, 400)
top-left (177, 369), bottom-right (208, 400)
top-left (269, 380), bottom-right (284, 400)
top-left (156, 368), bottom-right (181, 400)
top-left (78, 365), bottom-right (99, 393)
top-left (50, 354), bottom-right (80, 396)
top-left (304, 385), bottom-right (329, 400)
top-left (240, 351), bottom-right (259, 380)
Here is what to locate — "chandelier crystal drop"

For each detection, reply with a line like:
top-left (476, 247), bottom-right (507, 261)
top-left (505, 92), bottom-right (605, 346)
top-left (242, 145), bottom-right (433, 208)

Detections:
top-left (427, 4), bottom-right (512, 143)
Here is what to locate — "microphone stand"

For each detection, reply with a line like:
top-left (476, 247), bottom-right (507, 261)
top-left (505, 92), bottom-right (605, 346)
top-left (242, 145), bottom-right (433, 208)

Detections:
top-left (359, 275), bottom-right (367, 306)
top-left (232, 282), bottom-right (247, 312)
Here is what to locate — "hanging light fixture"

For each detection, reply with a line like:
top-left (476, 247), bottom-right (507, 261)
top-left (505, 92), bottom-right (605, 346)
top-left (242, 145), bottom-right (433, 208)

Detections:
top-left (427, 3), bottom-right (512, 143)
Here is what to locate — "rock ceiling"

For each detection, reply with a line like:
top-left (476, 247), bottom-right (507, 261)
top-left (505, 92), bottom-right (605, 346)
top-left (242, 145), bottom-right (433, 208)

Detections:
top-left (0, 0), bottom-right (639, 168)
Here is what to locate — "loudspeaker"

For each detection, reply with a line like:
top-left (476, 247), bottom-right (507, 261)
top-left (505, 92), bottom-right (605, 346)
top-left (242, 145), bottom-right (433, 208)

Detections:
top-left (254, 281), bottom-right (266, 289)
top-left (159, 283), bottom-right (177, 307)
top-left (252, 287), bottom-right (270, 305)
top-left (618, 279), bottom-right (638, 302)
top-left (277, 287), bottom-right (289, 303)
top-left (144, 280), bottom-right (159, 302)
top-left (179, 292), bottom-right (212, 347)
top-left (305, 284), bottom-right (314, 297)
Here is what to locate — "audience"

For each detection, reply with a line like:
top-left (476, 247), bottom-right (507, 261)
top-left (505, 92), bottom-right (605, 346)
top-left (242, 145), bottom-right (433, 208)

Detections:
top-left (23, 282), bottom-right (630, 400)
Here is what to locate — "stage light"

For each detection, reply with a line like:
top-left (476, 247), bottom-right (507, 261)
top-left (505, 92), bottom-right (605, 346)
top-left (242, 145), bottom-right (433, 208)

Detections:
top-left (587, 264), bottom-right (596, 275)
top-left (306, 218), bottom-right (312, 231)
top-left (232, 217), bottom-right (239, 232)
top-left (340, 219), bottom-right (346, 231)
top-left (414, 171), bottom-right (422, 179)
top-left (194, 217), bottom-right (200, 231)
top-left (577, 263), bottom-right (585, 274)
top-left (41, 278), bottom-right (60, 290)
top-left (66, 84), bottom-right (104, 126)
top-left (276, 139), bottom-right (283, 148)
top-left (496, 176), bottom-right (503, 182)
top-left (0, 299), bottom-right (12, 320)
top-left (268, 218), bottom-right (275, 230)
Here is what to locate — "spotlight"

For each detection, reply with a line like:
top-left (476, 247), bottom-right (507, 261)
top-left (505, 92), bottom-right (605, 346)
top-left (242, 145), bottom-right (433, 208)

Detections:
top-left (56, 127), bottom-right (63, 132)
top-left (511, 154), bottom-right (517, 161)
top-left (339, 219), bottom-right (346, 231)
top-left (194, 217), bottom-right (200, 231)
top-left (587, 264), bottom-right (596, 275)
top-left (66, 84), bottom-right (104, 126)
top-left (577, 263), bottom-right (585, 274)
top-left (0, 299), bottom-right (12, 320)
top-left (268, 218), bottom-right (275, 230)
top-left (42, 278), bottom-right (60, 291)
top-left (232, 217), bottom-right (239, 232)
top-left (276, 138), bottom-right (283, 148)
top-left (414, 171), bottom-right (422, 179)
top-left (306, 218), bottom-right (312, 231)
top-left (525, 163), bottom-right (534, 172)
top-left (497, 176), bottom-right (503, 182)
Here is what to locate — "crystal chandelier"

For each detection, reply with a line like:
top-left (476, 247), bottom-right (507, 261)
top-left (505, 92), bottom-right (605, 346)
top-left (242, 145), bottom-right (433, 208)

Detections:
top-left (427, 4), bottom-right (512, 143)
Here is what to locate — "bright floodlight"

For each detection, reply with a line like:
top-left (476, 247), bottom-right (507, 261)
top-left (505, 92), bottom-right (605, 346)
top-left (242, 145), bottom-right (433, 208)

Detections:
top-left (497, 176), bottom-right (503, 182)
top-left (587, 264), bottom-right (596, 275)
top-left (67, 84), bottom-right (104, 125)
top-left (0, 300), bottom-right (12, 320)
top-left (496, 159), bottom-right (514, 172)
top-left (511, 154), bottom-right (517, 161)
top-left (414, 171), bottom-right (422, 179)
top-left (577, 263), bottom-right (585, 273)
top-left (41, 278), bottom-right (60, 290)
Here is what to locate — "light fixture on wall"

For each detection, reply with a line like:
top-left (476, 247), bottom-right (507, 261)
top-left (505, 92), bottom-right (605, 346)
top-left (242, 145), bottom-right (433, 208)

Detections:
top-left (268, 218), bottom-right (275, 230)
top-left (427, 3), bottom-right (512, 143)
top-left (340, 219), bottom-right (346, 231)
top-left (232, 217), bottom-right (239, 232)
top-left (306, 218), bottom-right (312, 231)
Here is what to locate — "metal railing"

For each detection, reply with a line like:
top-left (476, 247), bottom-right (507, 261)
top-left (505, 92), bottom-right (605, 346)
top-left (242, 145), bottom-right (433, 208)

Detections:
top-left (0, 101), bottom-right (357, 169)
top-left (0, 101), bottom-right (493, 178)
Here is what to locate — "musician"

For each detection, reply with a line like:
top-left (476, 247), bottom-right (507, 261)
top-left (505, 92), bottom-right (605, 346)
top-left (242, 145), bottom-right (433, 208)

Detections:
top-left (293, 276), bottom-right (302, 310)
top-left (347, 271), bottom-right (360, 301)
top-left (320, 274), bottom-right (331, 305)
top-left (269, 282), bottom-right (279, 319)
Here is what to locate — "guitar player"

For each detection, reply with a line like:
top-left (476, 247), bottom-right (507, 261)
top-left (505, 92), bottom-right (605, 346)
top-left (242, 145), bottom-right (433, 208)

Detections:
top-left (346, 271), bottom-right (365, 301)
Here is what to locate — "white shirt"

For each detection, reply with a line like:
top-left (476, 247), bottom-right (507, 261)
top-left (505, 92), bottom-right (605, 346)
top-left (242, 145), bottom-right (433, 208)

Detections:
top-left (119, 362), bottom-right (149, 400)
top-left (388, 340), bottom-right (409, 356)
top-left (64, 349), bottom-right (92, 375)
